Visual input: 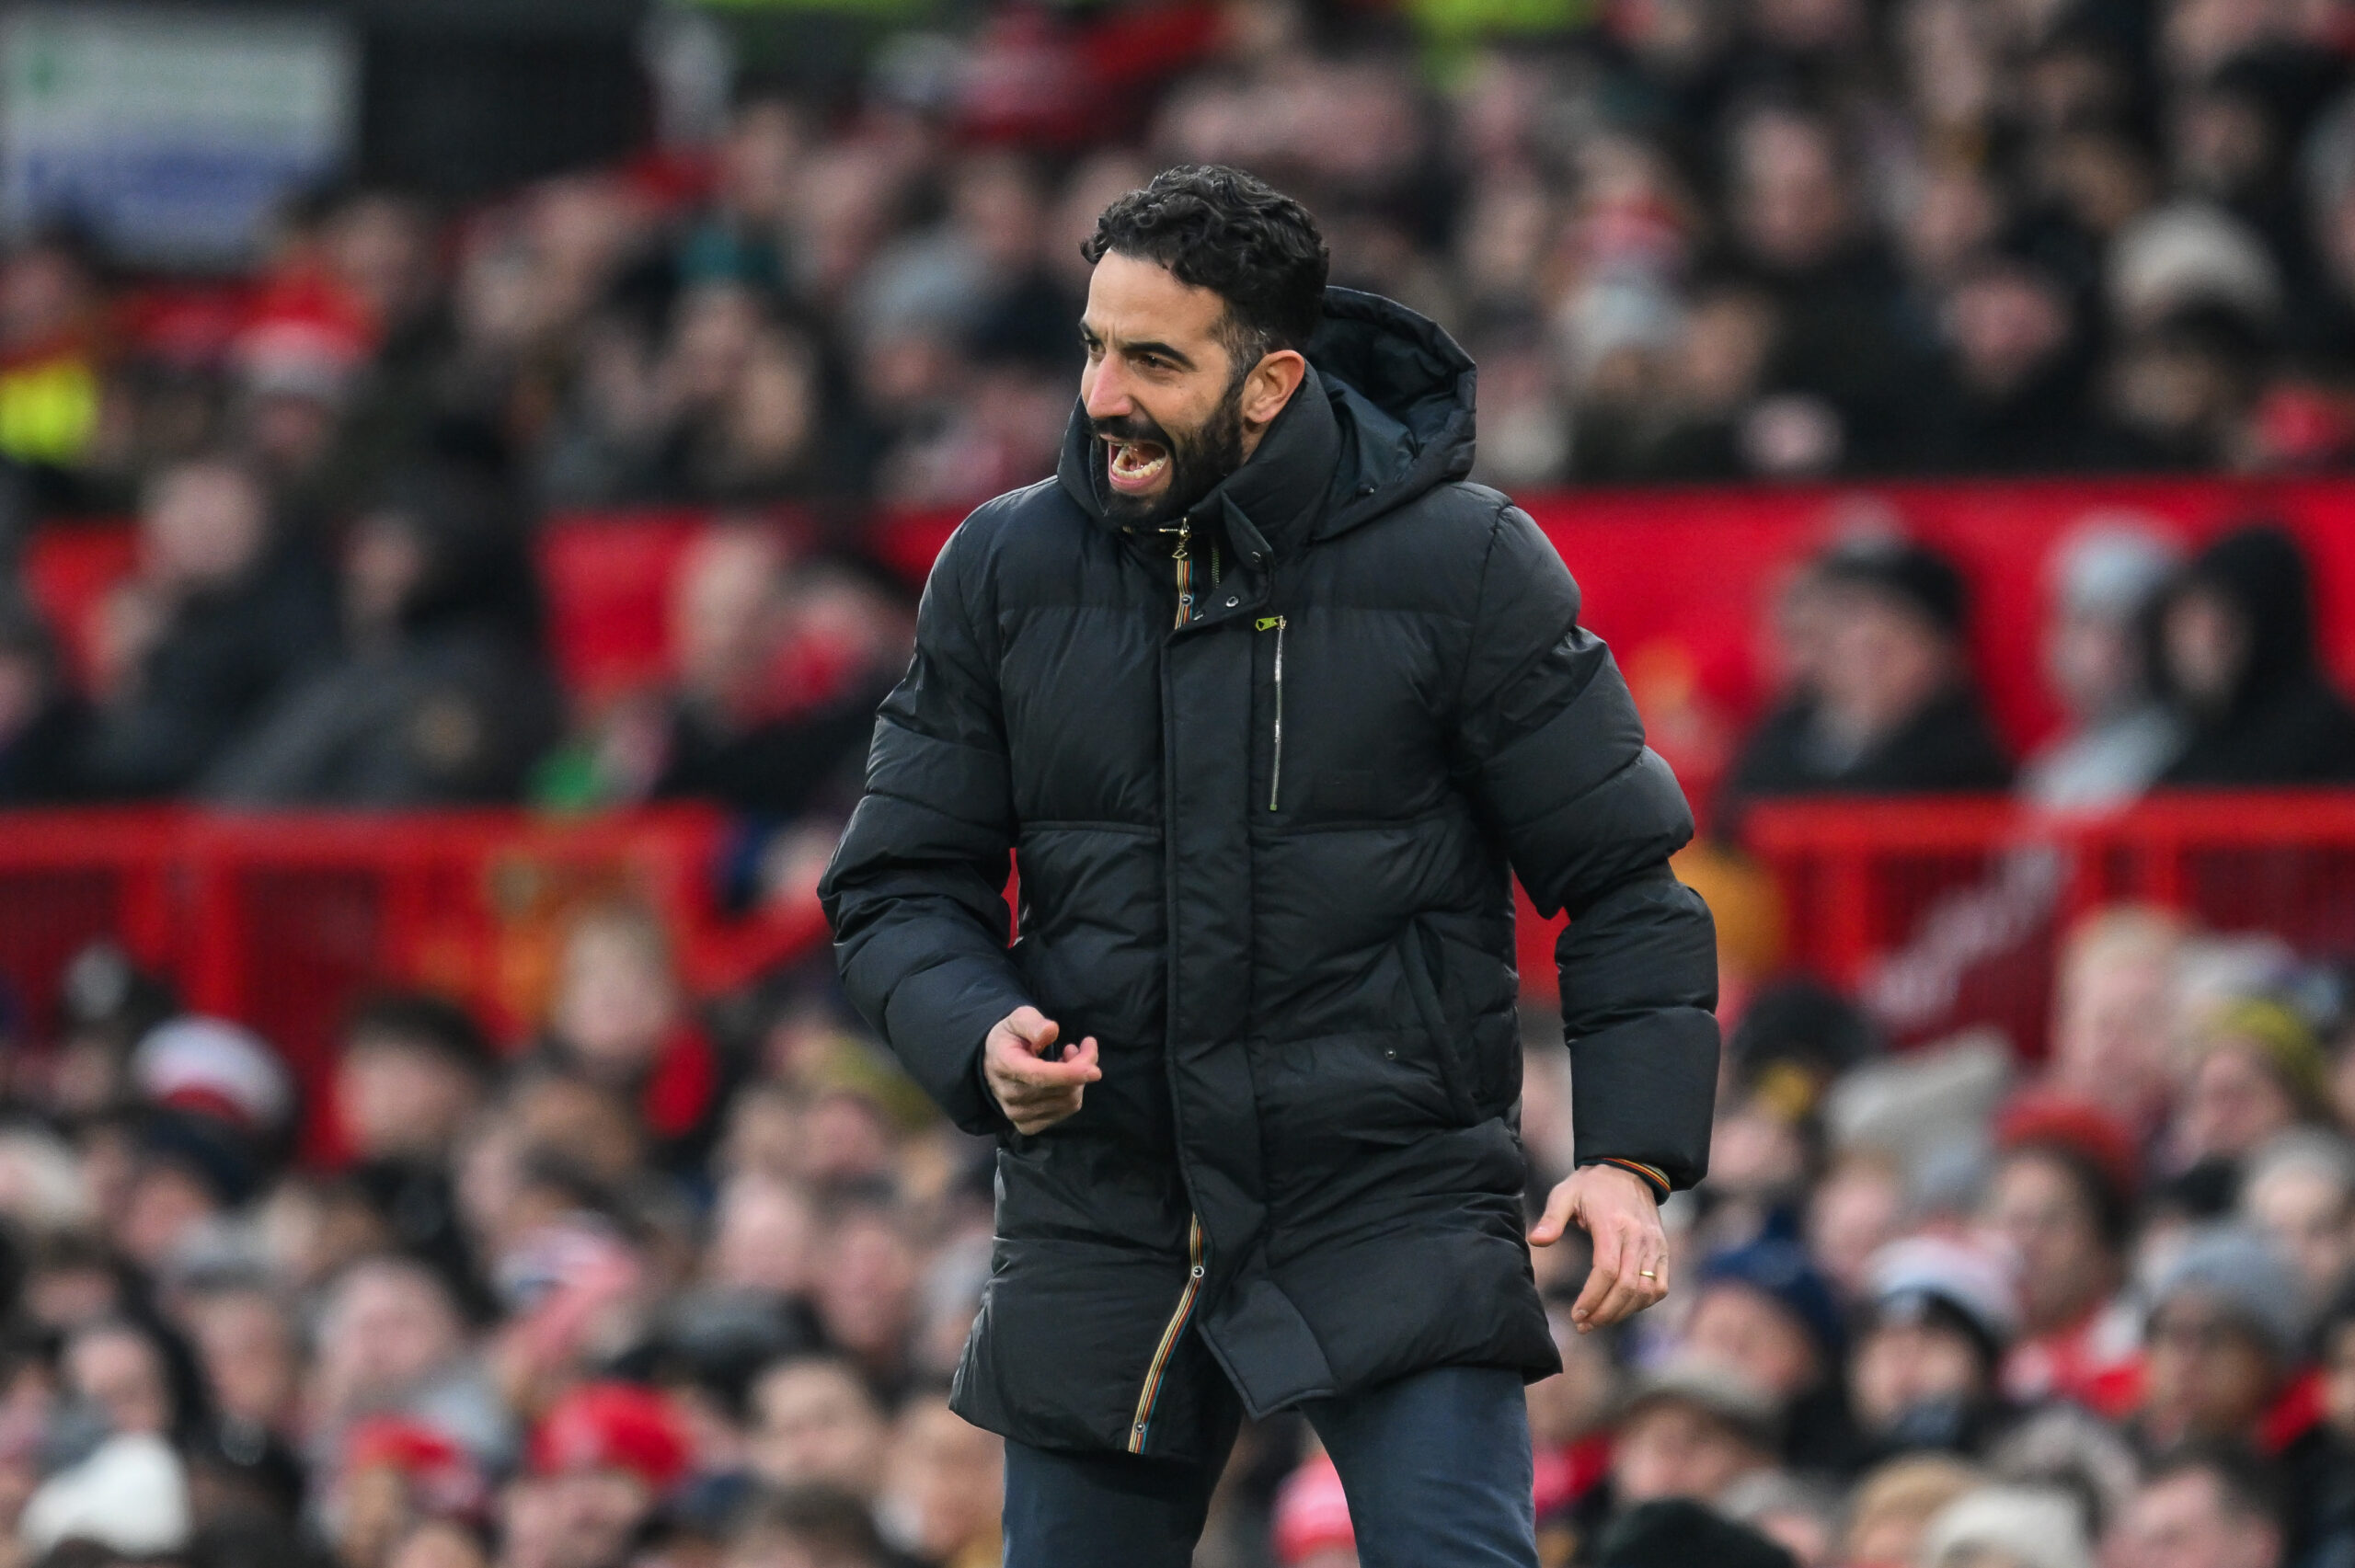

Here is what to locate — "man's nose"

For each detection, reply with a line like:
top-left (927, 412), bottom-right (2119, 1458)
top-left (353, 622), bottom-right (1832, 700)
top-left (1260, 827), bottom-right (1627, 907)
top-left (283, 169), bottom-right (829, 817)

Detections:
top-left (1082, 361), bottom-right (1131, 420)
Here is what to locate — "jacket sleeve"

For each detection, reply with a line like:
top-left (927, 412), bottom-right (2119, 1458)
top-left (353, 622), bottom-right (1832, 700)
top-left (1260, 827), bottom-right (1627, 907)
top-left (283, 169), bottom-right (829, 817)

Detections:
top-left (1454, 503), bottom-right (1719, 1191)
top-left (819, 517), bottom-right (1028, 1135)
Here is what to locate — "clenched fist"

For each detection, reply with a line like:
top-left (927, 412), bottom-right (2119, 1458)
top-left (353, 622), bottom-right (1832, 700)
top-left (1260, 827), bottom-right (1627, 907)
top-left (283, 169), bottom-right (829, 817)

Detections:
top-left (983, 1006), bottom-right (1101, 1135)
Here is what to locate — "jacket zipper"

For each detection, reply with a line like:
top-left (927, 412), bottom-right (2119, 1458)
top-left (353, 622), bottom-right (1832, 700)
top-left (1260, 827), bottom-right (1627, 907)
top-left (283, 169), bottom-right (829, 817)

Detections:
top-left (1127, 1214), bottom-right (1205, 1452)
top-left (1164, 518), bottom-right (1191, 629)
top-left (1258, 615), bottom-right (1287, 809)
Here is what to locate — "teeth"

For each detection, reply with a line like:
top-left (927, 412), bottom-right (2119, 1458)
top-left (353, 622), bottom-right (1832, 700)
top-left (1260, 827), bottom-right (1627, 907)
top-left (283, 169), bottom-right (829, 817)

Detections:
top-left (1109, 441), bottom-right (1166, 479)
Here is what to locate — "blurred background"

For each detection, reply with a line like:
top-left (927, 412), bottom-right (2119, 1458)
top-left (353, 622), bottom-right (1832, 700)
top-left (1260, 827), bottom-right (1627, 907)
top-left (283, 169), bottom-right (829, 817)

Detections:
top-left (0, 1), bottom-right (2349, 1567)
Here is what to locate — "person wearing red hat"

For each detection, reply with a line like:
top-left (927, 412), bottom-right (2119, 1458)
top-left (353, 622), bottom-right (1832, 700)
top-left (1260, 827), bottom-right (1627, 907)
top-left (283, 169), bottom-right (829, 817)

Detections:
top-left (511, 1382), bottom-right (693, 1568)
top-left (1983, 1096), bottom-right (2145, 1419)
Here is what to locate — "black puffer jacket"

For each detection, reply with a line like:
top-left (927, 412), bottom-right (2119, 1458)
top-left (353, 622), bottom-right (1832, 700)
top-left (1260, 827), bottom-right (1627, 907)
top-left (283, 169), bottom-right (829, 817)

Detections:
top-left (821, 288), bottom-right (1718, 1460)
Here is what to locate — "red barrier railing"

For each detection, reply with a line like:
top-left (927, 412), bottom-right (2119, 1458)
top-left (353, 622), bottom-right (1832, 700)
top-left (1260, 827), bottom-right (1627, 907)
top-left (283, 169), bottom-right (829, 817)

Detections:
top-left (1740, 791), bottom-right (2355, 1052)
top-left (0, 808), bottom-right (831, 1155)
top-left (9, 793), bottom-right (2349, 1147)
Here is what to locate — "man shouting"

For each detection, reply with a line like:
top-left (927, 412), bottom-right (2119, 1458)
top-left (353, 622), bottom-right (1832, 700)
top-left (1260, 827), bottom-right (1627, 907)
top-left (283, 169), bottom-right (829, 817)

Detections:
top-left (821, 165), bottom-right (1717, 1566)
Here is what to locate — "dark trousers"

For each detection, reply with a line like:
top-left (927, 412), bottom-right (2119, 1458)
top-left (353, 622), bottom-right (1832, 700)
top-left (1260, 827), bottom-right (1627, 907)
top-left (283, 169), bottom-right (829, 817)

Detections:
top-left (1003, 1365), bottom-right (1539, 1567)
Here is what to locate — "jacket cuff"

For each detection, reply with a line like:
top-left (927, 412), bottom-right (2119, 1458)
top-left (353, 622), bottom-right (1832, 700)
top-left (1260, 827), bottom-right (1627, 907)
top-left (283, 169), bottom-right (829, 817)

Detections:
top-left (879, 957), bottom-right (1032, 1136)
top-left (1579, 1157), bottom-right (1671, 1204)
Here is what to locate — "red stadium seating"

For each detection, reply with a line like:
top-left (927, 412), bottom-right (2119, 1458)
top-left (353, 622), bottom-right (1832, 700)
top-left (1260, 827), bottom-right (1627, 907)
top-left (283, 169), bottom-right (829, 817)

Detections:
top-left (0, 807), bottom-right (827, 1159)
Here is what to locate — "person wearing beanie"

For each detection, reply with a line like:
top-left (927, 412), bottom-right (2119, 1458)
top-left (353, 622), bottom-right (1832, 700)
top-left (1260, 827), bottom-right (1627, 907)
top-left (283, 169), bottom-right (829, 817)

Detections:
top-left (2018, 520), bottom-right (2186, 811)
top-left (1849, 1236), bottom-right (2021, 1461)
top-left (1684, 1238), bottom-right (1866, 1475)
top-left (2155, 522), bottom-right (2355, 788)
top-left (1718, 535), bottom-right (2012, 833)
top-left (2140, 1226), bottom-right (2312, 1454)
top-left (1608, 1361), bottom-right (1784, 1513)
top-left (516, 1382), bottom-right (694, 1568)
top-left (2238, 1130), bottom-right (2355, 1312)
top-left (2172, 1000), bottom-right (2335, 1169)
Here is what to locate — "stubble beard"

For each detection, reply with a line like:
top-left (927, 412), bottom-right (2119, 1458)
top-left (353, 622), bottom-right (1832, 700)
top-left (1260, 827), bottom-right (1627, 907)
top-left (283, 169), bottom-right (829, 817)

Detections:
top-left (1096, 374), bottom-right (1249, 532)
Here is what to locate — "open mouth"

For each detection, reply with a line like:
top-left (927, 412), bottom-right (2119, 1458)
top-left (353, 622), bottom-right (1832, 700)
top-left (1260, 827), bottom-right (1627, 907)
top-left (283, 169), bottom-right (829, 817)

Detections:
top-left (1104, 436), bottom-right (1170, 493)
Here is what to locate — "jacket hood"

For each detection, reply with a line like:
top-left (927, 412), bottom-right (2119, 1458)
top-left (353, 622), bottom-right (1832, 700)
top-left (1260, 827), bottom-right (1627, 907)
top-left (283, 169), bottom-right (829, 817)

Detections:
top-left (1055, 285), bottom-right (1477, 553)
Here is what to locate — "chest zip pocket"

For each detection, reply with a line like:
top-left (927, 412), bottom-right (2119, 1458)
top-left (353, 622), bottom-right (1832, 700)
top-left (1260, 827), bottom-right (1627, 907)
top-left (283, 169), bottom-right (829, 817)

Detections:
top-left (1257, 615), bottom-right (1287, 809)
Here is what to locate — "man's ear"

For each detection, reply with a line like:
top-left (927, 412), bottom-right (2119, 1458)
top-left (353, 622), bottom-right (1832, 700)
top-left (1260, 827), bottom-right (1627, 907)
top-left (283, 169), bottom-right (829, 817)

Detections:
top-left (1240, 349), bottom-right (1307, 429)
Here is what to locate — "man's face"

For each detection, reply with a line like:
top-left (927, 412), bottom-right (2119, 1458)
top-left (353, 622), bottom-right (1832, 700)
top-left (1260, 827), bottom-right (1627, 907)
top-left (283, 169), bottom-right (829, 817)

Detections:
top-left (2104, 1471), bottom-right (2280, 1568)
top-left (1079, 251), bottom-right (1253, 529)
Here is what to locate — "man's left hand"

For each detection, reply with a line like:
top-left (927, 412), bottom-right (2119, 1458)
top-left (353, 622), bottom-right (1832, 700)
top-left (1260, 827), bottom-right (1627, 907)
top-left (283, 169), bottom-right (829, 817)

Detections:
top-left (1530, 1163), bottom-right (1670, 1333)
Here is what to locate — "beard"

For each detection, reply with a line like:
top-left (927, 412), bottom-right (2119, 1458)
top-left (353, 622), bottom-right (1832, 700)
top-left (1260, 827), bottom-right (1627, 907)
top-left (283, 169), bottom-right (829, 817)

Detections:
top-left (1092, 373), bottom-right (1248, 531)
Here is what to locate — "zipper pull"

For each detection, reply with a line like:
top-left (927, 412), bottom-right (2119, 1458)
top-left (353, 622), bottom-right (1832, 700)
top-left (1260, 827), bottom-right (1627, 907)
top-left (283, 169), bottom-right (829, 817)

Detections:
top-left (1168, 519), bottom-right (1193, 629)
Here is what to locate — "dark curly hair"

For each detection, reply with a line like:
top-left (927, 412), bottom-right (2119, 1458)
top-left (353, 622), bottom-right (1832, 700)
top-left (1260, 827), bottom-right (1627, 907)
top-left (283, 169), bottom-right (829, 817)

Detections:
top-left (1083, 165), bottom-right (1330, 367)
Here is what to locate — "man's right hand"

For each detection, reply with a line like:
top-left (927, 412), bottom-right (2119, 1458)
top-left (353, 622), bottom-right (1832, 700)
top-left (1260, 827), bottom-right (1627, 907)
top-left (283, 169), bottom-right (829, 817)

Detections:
top-left (983, 1006), bottom-right (1101, 1135)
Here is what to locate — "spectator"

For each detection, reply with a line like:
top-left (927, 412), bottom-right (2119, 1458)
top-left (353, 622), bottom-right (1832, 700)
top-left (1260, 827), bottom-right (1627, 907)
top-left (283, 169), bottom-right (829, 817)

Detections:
top-left (2170, 1001), bottom-right (2335, 1170)
top-left (1983, 1098), bottom-right (2145, 1418)
top-left (876, 1393), bottom-right (1002, 1568)
top-left (2043, 906), bottom-right (2188, 1136)
top-left (1719, 103), bottom-right (1929, 471)
top-left (2020, 521), bottom-right (2186, 809)
top-left (1849, 1237), bottom-right (2021, 1460)
top-left (535, 902), bottom-right (729, 1173)
top-left (1607, 1361), bottom-right (1783, 1509)
top-left (1720, 539), bottom-right (2012, 830)
top-left (2156, 524), bottom-right (2355, 786)
top-left (605, 525), bottom-right (911, 825)
top-left (2290, 1285), bottom-right (2355, 1567)
top-left (311, 1256), bottom-right (511, 1471)
top-left (745, 1355), bottom-right (890, 1503)
top-left (181, 1281), bottom-right (301, 1440)
top-left (1930, 256), bottom-right (2099, 475)
top-left (331, 992), bottom-right (501, 1290)
top-left (2103, 1444), bottom-right (2286, 1568)
top-left (77, 454), bottom-right (336, 796)
top-left (722, 1486), bottom-right (891, 1568)
top-left (1839, 1454), bottom-right (1985, 1568)
top-left (511, 1382), bottom-right (691, 1568)
top-left (2237, 1132), bottom-right (2355, 1310)
top-left (0, 601), bottom-right (86, 804)
top-left (1592, 1497), bottom-right (1798, 1567)
top-left (204, 468), bottom-right (559, 806)
top-left (2138, 1228), bottom-right (2309, 1453)
top-left (1683, 1239), bottom-right (1861, 1474)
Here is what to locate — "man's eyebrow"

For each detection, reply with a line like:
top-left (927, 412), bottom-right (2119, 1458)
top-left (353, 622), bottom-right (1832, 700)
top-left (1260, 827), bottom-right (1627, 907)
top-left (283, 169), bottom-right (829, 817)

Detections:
top-left (1080, 322), bottom-right (1197, 371)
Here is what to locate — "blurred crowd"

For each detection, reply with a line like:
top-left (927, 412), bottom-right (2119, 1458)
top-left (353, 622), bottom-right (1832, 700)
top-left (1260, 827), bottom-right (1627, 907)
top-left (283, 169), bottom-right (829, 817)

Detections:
top-left (0, 764), bottom-right (2351, 1568)
top-left (5, 0), bottom-right (2355, 820)
top-left (20, 0), bottom-right (2355, 529)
